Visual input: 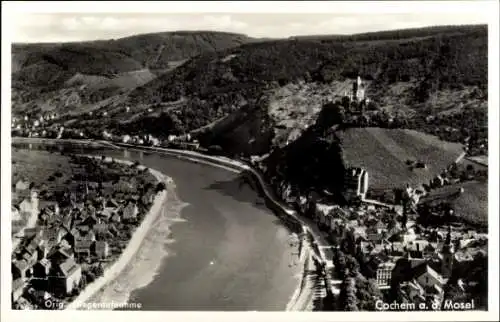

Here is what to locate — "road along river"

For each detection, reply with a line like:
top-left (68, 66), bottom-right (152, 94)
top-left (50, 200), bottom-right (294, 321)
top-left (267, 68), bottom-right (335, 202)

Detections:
top-left (13, 141), bottom-right (304, 311)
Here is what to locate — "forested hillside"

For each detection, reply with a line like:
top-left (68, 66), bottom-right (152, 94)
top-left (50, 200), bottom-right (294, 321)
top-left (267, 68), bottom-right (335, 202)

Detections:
top-left (12, 31), bottom-right (254, 106)
top-left (113, 25), bottom-right (487, 154)
top-left (12, 25), bottom-right (487, 159)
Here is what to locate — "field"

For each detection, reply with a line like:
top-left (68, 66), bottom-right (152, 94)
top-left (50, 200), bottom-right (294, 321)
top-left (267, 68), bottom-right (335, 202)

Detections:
top-left (420, 180), bottom-right (488, 227)
top-left (11, 148), bottom-right (80, 239)
top-left (337, 127), bottom-right (464, 191)
top-left (11, 147), bottom-right (81, 198)
top-left (65, 69), bottom-right (157, 91)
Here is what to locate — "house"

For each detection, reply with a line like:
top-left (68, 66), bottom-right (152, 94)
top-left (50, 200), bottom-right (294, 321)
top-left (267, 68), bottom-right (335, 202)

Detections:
top-left (98, 207), bottom-right (115, 221)
top-left (15, 179), bottom-right (30, 192)
top-left (104, 198), bottom-right (120, 210)
top-left (389, 242), bottom-right (406, 258)
top-left (94, 241), bottom-right (110, 259)
top-left (33, 258), bottom-right (51, 279)
top-left (411, 263), bottom-right (446, 290)
top-left (94, 223), bottom-right (112, 240)
top-left (60, 228), bottom-right (79, 248)
top-left (50, 258), bottom-right (82, 296)
top-left (423, 243), bottom-right (437, 258)
top-left (27, 236), bottom-right (46, 260)
top-left (401, 280), bottom-right (427, 305)
top-left (366, 226), bottom-right (385, 243)
top-left (47, 247), bottom-right (74, 266)
top-left (21, 248), bottom-right (38, 268)
top-left (111, 212), bottom-right (121, 223)
top-left (406, 240), bottom-right (431, 258)
top-left (376, 260), bottom-right (396, 288)
top-left (19, 198), bottom-right (34, 215)
top-left (12, 278), bottom-right (26, 303)
top-left (402, 229), bottom-right (418, 244)
top-left (44, 227), bottom-right (70, 246)
top-left (141, 191), bottom-right (155, 206)
top-left (402, 270), bottom-right (445, 309)
top-left (77, 225), bottom-right (91, 234)
top-left (61, 215), bottom-right (73, 231)
top-left (123, 202), bottom-right (139, 222)
top-left (122, 135), bottom-right (132, 143)
top-left (81, 230), bottom-right (96, 242)
top-left (82, 214), bottom-right (99, 227)
top-left (74, 240), bottom-right (94, 259)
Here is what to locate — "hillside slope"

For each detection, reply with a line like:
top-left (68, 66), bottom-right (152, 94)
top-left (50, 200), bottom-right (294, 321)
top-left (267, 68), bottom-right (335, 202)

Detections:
top-left (13, 25), bottom-right (487, 161)
top-left (110, 25), bottom-right (486, 140)
top-left (337, 127), bottom-right (464, 191)
top-left (11, 31), bottom-right (255, 111)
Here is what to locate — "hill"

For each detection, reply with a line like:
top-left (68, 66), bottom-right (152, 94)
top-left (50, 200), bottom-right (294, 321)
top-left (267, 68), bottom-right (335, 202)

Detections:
top-left (419, 180), bottom-right (488, 227)
top-left (11, 31), bottom-right (255, 110)
top-left (12, 25), bottom-right (487, 161)
top-left (100, 25), bottom-right (487, 145)
top-left (337, 127), bottom-right (464, 192)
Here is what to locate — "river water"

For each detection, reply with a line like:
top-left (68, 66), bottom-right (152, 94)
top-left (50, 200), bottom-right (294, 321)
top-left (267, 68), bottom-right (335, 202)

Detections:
top-left (13, 143), bottom-right (302, 311)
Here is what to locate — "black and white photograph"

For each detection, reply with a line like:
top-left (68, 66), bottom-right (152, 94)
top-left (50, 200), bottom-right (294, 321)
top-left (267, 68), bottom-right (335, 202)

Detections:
top-left (1, 1), bottom-right (499, 321)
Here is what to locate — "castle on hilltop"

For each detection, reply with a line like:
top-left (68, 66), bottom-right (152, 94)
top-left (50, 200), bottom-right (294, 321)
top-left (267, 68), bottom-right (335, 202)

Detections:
top-left (344, 75), bottom-right (370, 104)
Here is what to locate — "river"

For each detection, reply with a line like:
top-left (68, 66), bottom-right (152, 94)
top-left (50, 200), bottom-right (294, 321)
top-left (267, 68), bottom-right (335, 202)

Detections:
top-left (13, 142), bottom-right (303, 311)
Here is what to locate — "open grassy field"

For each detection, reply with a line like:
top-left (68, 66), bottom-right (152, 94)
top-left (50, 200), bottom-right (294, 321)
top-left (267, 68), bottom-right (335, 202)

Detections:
top-left (337, 127), bottom-right (464, 191)
top-left (420, 180), bottom-right (488, 227)
top-left (11, 147), bottom-right (83, 197)
top-left (11, 148), bottom-right (80, 238)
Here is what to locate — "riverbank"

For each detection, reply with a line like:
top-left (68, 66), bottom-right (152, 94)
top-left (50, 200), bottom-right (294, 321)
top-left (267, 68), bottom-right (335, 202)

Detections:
top-left (66, 157), bottom-right (171, 310)
top-left (12, 137), bottom-right (329, 311)
top-left (110, 144), bottom-right (332, 310)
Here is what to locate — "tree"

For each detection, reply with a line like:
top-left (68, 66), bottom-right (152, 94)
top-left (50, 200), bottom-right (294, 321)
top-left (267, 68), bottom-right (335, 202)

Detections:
top-left (85, 271), bottom-right (96, 283)
top-left (315, 101), bottom-right (345, 131)
top-left (155, 182), bottom-right (166, 193)
top-left (94, 263), bottom-right (104, 277)
top-left (335, 250), bottom-right (348, 280)
top-left (339, 277), bottom-right (359, 311)
top-left (401, 212), bottom-right (408, 230)
top-left (355, 274), bottom-right (383, 310)
top-left (346, 255), bottom-right (360, 277)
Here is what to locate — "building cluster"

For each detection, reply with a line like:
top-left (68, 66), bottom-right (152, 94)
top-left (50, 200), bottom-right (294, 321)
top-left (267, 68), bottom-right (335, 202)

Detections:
top-left (269, 154), bottom-right (486, 310)
top-left (11, 159), bottom-right (158, 309)
top-left (12, 112), bottom-right (66, 139)
top-left (12, 113), bottom-right (59, 132)
top-left (116, 133), bottom-right (200, 151)
top-left (310, 197), bottom-right (486, 307)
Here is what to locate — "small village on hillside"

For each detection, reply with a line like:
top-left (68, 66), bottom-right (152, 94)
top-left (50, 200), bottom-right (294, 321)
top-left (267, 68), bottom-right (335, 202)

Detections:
top-left (11, 152), bottom-right (166, 309)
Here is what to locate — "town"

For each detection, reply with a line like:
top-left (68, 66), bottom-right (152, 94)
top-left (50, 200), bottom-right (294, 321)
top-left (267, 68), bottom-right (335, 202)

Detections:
top-left (260, 77), bottom-right (488, 310)
top-left (11, 152), bottom-right (166, 309)
top-left (11, 76), bottom-right (488, 311)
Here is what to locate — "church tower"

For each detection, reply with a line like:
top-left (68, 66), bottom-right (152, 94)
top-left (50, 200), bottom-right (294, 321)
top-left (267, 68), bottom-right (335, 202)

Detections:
top-left (441, 225), bottom-right (454, 278)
